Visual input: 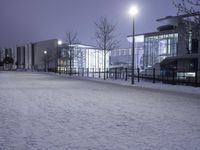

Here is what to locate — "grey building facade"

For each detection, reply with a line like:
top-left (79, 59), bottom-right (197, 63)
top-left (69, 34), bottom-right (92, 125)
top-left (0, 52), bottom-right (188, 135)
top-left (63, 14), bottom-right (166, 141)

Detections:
top-left (0, 39), bottom-right (59, 71)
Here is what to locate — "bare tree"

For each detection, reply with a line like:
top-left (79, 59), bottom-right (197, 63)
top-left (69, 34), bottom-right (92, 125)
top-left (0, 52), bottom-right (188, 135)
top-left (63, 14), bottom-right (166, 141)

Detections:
top-left (94, 17), bottom-right (119, 80)
top-left (172, 0), bottom-right (200, 40)
top-left (65, 31), bottom-right (79, 75)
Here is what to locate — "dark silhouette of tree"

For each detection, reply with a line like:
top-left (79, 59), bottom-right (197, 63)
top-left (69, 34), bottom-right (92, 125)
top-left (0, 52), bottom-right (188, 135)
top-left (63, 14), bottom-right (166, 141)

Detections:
top-left (3, 57), bottom-right (14, 64)
top-left (94, 17), bottom-right (119, 80)
top-left (65, 31), bottom-right (79, 75)
top-left (3, 57), bottom-right (14, 70)
top-left (173, 0), bottom-right (200, 39)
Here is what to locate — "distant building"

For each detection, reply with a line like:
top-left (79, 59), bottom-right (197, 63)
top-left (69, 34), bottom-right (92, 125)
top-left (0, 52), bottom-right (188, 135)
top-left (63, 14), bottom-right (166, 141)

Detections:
top-left (58, 44), bottom-right (109, 72)
top-left (1, 39), bottom-right (59, 71)
top-left (110, 35), bottom-right (144, 71)
top-left (1, 40), bottom-right (110, 72)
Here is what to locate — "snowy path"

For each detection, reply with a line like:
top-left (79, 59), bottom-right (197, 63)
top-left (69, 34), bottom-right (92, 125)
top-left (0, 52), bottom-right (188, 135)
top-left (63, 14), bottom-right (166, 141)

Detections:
top-left (0, 71), bottom-right (200, 150)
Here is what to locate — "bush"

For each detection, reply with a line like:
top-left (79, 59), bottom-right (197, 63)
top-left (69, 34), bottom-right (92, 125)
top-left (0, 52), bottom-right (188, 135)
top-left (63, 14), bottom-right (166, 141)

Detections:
top-left (3, 57), bottom-right (14, 64)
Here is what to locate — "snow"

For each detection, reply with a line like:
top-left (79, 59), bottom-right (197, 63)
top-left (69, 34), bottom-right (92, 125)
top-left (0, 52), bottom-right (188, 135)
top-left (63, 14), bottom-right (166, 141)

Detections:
top-left (52, 73), bottom-right (200, 96)
top-left (0, 71), bottom-right (200, 150)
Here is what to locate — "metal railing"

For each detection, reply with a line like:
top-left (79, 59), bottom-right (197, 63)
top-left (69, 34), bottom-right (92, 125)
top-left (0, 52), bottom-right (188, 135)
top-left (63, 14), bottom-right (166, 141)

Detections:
top-left (56, 67), bottom-right (200, 87)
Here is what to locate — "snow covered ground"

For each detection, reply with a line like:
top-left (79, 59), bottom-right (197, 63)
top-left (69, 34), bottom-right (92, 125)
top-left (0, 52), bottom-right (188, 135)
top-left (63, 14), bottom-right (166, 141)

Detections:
top-left (0, 71), bottom-right (200, 150)
top-left (52, 73), bottom-right (200, 96)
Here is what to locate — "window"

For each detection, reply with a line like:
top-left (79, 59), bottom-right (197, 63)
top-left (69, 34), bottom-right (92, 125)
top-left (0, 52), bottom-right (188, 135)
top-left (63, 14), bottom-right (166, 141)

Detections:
top-left (144, 33), bottom-right (178, 69)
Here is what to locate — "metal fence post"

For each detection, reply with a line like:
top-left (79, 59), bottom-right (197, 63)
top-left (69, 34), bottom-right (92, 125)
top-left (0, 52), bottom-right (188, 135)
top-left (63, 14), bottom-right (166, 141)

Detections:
top-left (82, 68), bottom-right (84, 77)
top-left (107, 68), bottom-right (109, 79)
top-left (122, 69), bottom-right (125, 79)
top-left (87, 68), bottom-right (89, 77)
top-left (70, 67), bottom-right (72, 76)
top-left (125, 68), bottom-right (128, 81)
top-left (172, 69), bottom-right (175, 85)
top-left (115, 68), bottom-right (117, 80)
top-left (99, 68), bottom-right (101, 78)
top-left (93, 68), bottom-right (94, 78)
top-left (153, 68), bottom-right (155, 84)
top-left (137, 68), bottom-right (140, 82)
top-left (195, 69), bottom-right (198, 87)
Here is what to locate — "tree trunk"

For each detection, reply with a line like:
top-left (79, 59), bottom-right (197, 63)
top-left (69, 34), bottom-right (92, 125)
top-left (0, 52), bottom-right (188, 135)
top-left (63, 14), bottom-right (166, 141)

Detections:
top-left (70, 48), bottom-right (72, 76)
top-left (104, 50), bottom-right (106, 80)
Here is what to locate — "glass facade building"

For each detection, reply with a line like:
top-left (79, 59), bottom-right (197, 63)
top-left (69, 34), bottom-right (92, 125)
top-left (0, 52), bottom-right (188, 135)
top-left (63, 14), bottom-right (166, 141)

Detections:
top-left (111, 35), bottom-right (144, 70)
top-left (58, 44), bottom-right (109, 72)
top-left (144, 32), bottom-right (178, 69)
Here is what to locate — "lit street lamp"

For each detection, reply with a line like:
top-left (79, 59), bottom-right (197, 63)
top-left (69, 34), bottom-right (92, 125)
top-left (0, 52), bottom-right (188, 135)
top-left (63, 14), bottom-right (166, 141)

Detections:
top-left (57, 40), bottom-right (63, 74)
top-left (44, 50), bottom-right (48, 72)
top-left (129, 6), bottom-right (138, 84)
top-left (58, 40), bottom-right (63, 46)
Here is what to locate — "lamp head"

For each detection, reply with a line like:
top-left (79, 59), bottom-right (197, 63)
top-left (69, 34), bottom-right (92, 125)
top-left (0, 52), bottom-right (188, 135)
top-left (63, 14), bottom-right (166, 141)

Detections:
top-left (58, 40), bottom-right (63, 45)
top-left (129, 6), bottom-right (138, 16)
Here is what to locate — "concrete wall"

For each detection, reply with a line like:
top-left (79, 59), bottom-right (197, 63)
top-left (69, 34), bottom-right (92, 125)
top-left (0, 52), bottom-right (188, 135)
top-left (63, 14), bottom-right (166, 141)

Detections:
top-left (24, 44), bottom-right (32, 70)
top-left (32, 39), bottom-right (58, 71)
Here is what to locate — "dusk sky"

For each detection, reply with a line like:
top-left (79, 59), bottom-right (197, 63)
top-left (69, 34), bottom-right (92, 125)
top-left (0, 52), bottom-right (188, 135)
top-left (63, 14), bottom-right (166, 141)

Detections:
top-left (0, 0), bottom-right (177, 48)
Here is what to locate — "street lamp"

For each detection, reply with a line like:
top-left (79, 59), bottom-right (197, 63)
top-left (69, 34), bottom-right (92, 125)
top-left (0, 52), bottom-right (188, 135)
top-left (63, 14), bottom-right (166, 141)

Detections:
top-left (58, 40), bottom-right (63, 45)
top-left (57, 40), bottom-right (63, 74)
top-left (44, 50), bottom-right (47, 72)
top-left (129, 6), bottom-right (138, 84)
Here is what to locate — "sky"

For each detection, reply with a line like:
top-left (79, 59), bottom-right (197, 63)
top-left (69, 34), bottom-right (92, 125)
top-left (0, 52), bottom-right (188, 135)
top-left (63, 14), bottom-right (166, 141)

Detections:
top-left (0, 0), bottom-right (177, 48)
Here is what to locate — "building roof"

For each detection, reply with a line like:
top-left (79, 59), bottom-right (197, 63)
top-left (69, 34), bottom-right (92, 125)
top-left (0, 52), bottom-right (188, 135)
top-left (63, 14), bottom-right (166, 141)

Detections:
top-left (60, 43), bottom-right (98, 49)
top-left (156, 13), bottom-right (200, 26)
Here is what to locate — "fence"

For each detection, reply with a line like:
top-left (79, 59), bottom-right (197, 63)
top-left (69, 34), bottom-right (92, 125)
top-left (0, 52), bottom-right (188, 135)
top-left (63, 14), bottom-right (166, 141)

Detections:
top-left (57, 67), bottom-right (200, 87)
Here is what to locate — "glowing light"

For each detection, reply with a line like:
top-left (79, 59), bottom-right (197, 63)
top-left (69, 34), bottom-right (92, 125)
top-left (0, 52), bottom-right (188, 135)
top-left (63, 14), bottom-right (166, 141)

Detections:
top-left (58, 40), bottom-right (63, 45)
top-left (44, 50), bottom-right (47, 54)
top-left (129, 6), bottom-right (138, 16)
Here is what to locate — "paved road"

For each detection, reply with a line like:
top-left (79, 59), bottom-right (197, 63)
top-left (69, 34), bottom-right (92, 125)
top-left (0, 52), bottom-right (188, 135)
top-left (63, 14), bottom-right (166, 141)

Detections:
top-left (0, 71), bottom-right (200, 150)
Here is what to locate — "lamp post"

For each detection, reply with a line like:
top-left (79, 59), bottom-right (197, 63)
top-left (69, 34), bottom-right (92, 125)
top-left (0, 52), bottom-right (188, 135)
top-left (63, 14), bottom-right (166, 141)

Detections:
top-left (44, 50), bottom-right (47, 72)
top-left (129, 6), bottom-right (138, 84)
top-left (57, 40), bottom-right (63, 74)
top-left (69, 46), bottom-right (72, 76)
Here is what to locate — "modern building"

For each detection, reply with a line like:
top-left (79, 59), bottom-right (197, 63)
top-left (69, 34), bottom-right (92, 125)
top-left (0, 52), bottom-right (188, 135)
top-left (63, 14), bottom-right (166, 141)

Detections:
top-left (58, 44), bottom-right (109, 72)
top-left (110, 35), bottom-right (144, 71)
top-left (127, 14), bottom-right (200, 78)
top-left (0, 39), bottom-right (59, 71)
top-left (1, 39), bottom-right (110, 73)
